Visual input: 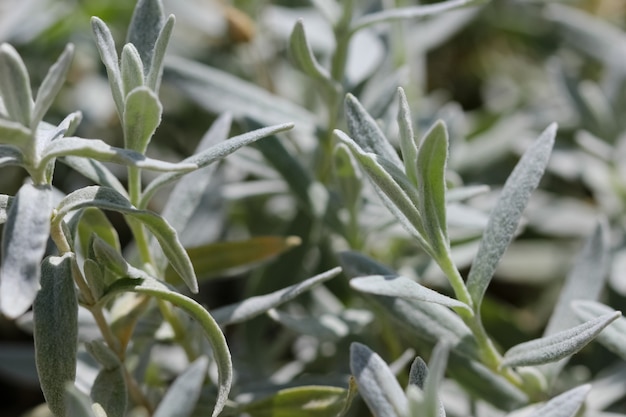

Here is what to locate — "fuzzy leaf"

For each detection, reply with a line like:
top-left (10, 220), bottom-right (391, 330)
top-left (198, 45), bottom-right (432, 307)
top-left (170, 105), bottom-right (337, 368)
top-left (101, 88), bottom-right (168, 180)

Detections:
top-left (344, 94), bottom-right (403, 168)
top-left (241, 385), bottom-right (350, 417)
top-left (289, 20), bottom-right (333, 82)
top-left (65, 384), bottom-right (97, 417)
top-left (147, 15), bottom-right (175, 92)
top-left (102, 276), bottom-right (231, 417)
top-left (573, 301), bottom-right (626, 361)
top-left (121, 44), bottom-right (145, 96)
top-left (126, 0), bottom-right (164, 75)
top-left (423, 343), bottom-right (448, 417)
top-left (91, 17), bottom-right (124, 116)
top-left (32, 44), bottom-right (74, 129)
top-left (42, 136), bottom-right (195, 172)
top-left (54, 186), bottom-right (198, 293)
top-left (123, 86), bottom-right (161, 153)
top-left (268, 309), bottom-right (349, 340)
top-left (0, 183), bottom-right (52, 318)
top-left (351, 0), bottom-right (485, 33)
top-left (33, 254), bottom-right (78, 417)
top-left (350, 342), bottom-right (408, 417)
top-left (466, 124), bottom-right (556, 311)
top-left (165, 236), bottom-right (301, 285)
top-left (409, 357), bottom-right (429, 388)
top-left (141, 122), bottom-right (293, 205)
top-left (0, 43), bottom-right (33, 126)
top-left (87, 341), bottom-right (127, 417)
top-left (0, 118), bottom-right (31, 146)
top-left (153, 356), bottom-right (208, 417)
top-left (165, 56), bottom-right (315, 131)
top-left (350, 275), bottom-right (470, 313)
top-left (212, 267), bottom-right (341, 326)
top-left (397, 88), bottom-right (418, 186)
top-left (502, 311), bottom-right (620, 367)
top-left (526, 385), bottom-right (591, 417)
top-left (416, 121), bottom-right (450, 257)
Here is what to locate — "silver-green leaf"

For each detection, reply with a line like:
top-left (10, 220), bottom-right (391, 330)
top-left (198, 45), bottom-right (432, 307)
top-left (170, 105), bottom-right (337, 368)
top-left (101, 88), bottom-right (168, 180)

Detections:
top-left (65, 383), bottom-right (97, 417)
top-left (466, 123), bottom-right (556, 311)
top-left (502, 311), bottom-right (620, 368)
top-left (289, 19), bottom-right (333, 83)
top-left (396, 87), bottom-right (418, 186)
top-left (0, 183), bottom-right (52, 318)
top-left (123, 86), bottom-right (161, 153)
top-left (0, 43), bottom-right (33, 126)
top-left (34, 254), bottom-right (78, 417)
top-left (121, 44), bottom-right (145, 96)
top-left (87, 341), bottom-right (127, 417)
top-left (126, 0), bottom-right (165, 76)
top-left (91, 17), bottom-right (124, 117)
top-left (350, 342), bottom-right (408, 417)
top-left (147, 15), bottom-right (175, 92)
top-left (526, 384), bottom-right (591, 417)
top-left (573, 300), bottom-right (626, 361)
top-left (153, 356), bottom-right (208, 417)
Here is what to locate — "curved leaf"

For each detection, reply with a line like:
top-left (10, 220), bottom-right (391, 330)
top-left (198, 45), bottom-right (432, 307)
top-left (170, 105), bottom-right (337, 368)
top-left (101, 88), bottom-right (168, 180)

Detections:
top-left (350, 275), bottom-right (471, 313)
top-left (147, 15), bottom-right (175, 92)
top-left (34, 254), bottom-right (78, 417)
top-left (289, 19), bottom-right (333, 83)
top-left (153, 356), bottom-right (208, 417)
top-left (0, 183), bottom-right (52, 318)
top-left (102, 276), bottom-right (231, 417)
top-left (573, 300), bottom-right (626, 360)
top-left (54, 186), bottom-right (198, 293)
top-left (0, 118), bottom-right (31, 146)
top-left (502, 311), bottom-right (620, 367)
top-left (526, 385), bottom-right (591, 417)
top-left (466, 123), bottom-right (556, 311)
top-left (350, 342), bottom-right (408, 417)
top-left (0, 43), bottom-right (32, 126)
top-left (123, 86), bottom-right (161, 153)
top-left (91, 17), bottom-right (124, 116)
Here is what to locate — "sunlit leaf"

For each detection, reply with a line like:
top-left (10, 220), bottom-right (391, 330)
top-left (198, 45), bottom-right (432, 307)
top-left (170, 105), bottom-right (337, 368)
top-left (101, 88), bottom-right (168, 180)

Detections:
top-left (0, 43), bottom-right (32, 126)
top-left (526, 385), bottom-right (591, 417)
top-left (126, 0), bottom-right (164, 75)
top-left (91, 17), bottom-right (124, 116)
top-left (147, 15), bottom-right (175, 92)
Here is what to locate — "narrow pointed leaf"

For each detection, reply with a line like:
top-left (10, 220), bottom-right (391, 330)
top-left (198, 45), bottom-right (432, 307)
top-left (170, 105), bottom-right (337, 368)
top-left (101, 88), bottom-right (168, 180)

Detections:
top-left (147, 15), bottom-right (175, 92)
top-left (55, 186), bottom-right (198, 293)
top-left (123, 86), bottom-right (161, 153)
top-left (502, 311), bottom-right (620, 367)
top-left (33, 254), bottom-right (78, 417)
top-left (141, 122), bottom-right (294, 205)
top-left (241, 385), bottom-right (350, 417)
top-left (344, 94), bottom-right (403, 168)
top-left (268, 309), bottom-right (349, 340)
top-left (43, 136), bottom-right (196, 172)
top-left (121, 44), bottom-right (145, 96)
top-left (91, 17), bottom-right (124, 116)
top-left (126, 0), bottom-right (164, 75)
top-left (0, 118), bottom-right (31, 146)
top-left (573, 301), bottom-right (626, 360)
top-left (65, 384), bottom-right (97, 417)
top-left (0, 43), bottom-right (33, 126)
top-left (87, 341), bottom-right (127, 417)
top-left (0, 183), bottom-right (52, 318)
top-left (416, 121), bottom-right (450, 256)
top-left (350, 342), bottom-right (408, 417)
top-left (350, 275), bottom-right (471, 313)
top-left (423, 342), bottom-right (448, 417)
top-left (32, 43), bottom-right (74, 129)
top-left (212, 267), bottom-right (341, 326)
top-left (101, 276), bottom-right (231, 417)
top-left (153, 356), bottom-right (208, 417)
top-left (526, 385), bottom-right (591, 417)
top-left (466, 124), bottom-right (556, 311)
top-left (397, 87), bottom-right (418, 186)
top-left (165, 236), bottom-right (301, 285)
top-left (289, 20), bottom-right (333, 82)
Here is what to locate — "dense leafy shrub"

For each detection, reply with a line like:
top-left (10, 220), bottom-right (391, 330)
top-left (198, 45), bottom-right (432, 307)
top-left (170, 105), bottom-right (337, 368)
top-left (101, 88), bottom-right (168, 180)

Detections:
top-left (1, 0), bottom-right (626, 416)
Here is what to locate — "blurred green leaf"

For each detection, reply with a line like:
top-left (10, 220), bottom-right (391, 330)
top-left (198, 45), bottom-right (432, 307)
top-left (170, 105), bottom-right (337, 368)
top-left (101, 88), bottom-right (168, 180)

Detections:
top-left (34, 254), bottom-right (78, 417)
top-left (0, 183), bottom-right (52, 318)
top-left (289, 19), bottom-right (333, 84)
top-left (61, 156), bottom-right (127, 196)
top-left (0, 43), bottom-right (32, 126)
top-left (573, 300), bottom-right (626, 361)
top-left (267, 309), bottom-right (349, 341)
top-left (153, 356), bottom-right (208, 417)
top-left (502, 311), bottom-right (620, 368)
top-left (76, 207), bottom-right (121, 257)
top-left (241, 385), bottom-right (351, 417)
top-left (65, 383), bottom-right (97, 417)
top-left (466, 123), bottom-right (556, 312)
top-left (87, 341), bottom-right (127, 417)
top-left (0, 118), bottom-right (31, 146)
top-left (123, 86), bottom-right (161, 153)
top-left (423, 343), bottom-right (448, 417)
top-left (350, 342), bottom-right (408, 417)
top-left (165, 236), bottom-right (301, 284)
top-left (526, 384), bottom-right (591, 417)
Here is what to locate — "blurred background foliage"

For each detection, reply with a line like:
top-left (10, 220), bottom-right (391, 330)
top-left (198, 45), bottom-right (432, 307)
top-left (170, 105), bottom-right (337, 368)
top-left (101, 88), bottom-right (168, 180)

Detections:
top-left (1, 0), bottom-right (626, 415)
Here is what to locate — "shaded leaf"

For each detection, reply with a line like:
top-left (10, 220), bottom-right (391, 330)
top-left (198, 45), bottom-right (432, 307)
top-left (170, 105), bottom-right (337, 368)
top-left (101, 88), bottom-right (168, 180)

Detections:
top-left (502, 311), bottom-right (620, 367)
top-left (65, 383), bottom-right (97, 417)
top-left (212, 267), bottom-right (341, 326)
top-left (267, 309), bottom-right (349, 340)
top-left (153, 356), bottom-right (208, 417)
top-left (422, 343), bottom-right (448, 417)
top-left (573, 300), bottom-right (626, 361)
top-left (466, 124), bottom-right (556, 311)
top-left (350, 342), bottom-right (408, 417)
top-left (0, 43), bottom-right (32, 126)
top-left (350, 275), bottom-right (470, 313)
top-left (127, 0), bottom-right (164, 75)
top-left (289, 19), bottom-right (333, 82)
top-left (0, 183), bottom-right (52, 318)
top-left (34, 254), bottom-right (78, 417)
top-left (87, 341), bottom-right (127, 417)
top-left (241, 385), bottom-right (350, 417)
top-left (32, 43), bottom-right (74, 129)
top-left (526, 385), bottom-right (591, 417)
top-left (61, 156), bottom-right (127, 196)
top-left (102, 276), bottom-right (231, 417)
